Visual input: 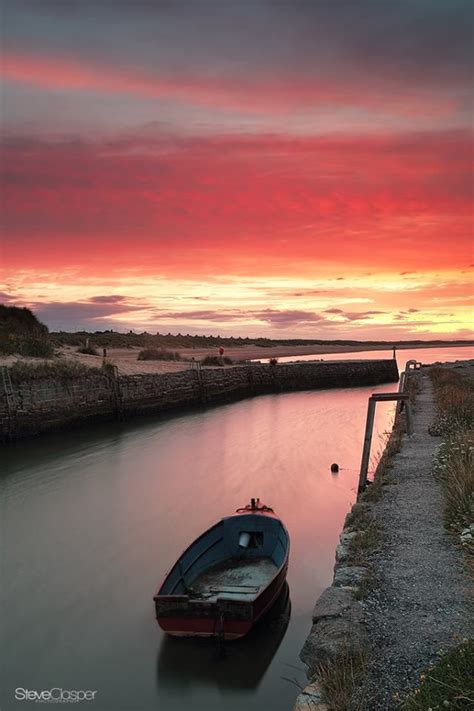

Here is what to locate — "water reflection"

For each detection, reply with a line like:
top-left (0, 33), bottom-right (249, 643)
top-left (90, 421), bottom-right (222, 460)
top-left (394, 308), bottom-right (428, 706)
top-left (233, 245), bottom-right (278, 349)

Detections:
top-left (2, 346), bottom-right (471, 711)
top-left (256, 345), bottom-right (473, 367)
top-left (157, 584), bottom-right (291, 692)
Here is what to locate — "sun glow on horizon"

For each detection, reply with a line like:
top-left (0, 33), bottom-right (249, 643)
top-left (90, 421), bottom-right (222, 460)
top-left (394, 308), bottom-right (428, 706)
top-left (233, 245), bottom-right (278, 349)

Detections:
top-left (1, 267), bottom-right (472, 340)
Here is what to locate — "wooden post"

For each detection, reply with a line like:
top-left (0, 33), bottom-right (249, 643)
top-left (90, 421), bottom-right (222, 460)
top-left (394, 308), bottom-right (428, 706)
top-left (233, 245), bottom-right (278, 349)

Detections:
top-left (358, 396), bottom-right (376, 495)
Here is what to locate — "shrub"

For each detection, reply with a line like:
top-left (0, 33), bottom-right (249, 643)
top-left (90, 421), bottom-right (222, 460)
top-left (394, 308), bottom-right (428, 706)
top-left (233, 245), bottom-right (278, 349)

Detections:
top-left (137, 348), bottom-right (182, 361)
top-left (17, 337), bottom-right (55, 358)
top-left (77, 346), bottom-right (100, 356)
top-left (269, 357), bottom-right (278, 365)
top-left (201, 355), bottom-right (233, 366)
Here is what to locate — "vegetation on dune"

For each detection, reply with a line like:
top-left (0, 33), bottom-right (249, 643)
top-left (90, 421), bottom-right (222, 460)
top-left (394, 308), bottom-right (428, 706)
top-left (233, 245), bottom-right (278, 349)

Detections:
top-left (50, 328), bottom-right (474, 351)
top-left (0, 305), bottom-right (54, 357)
top-left (77, 345), bottom-right (100, 356)
top-left (8, 360), bottom-right (104, 383)
top-left (137, 348), bottom-right (183, 361)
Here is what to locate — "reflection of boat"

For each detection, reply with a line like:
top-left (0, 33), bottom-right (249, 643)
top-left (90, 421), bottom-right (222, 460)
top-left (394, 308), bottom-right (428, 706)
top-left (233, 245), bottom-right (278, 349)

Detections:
top-left (154, 499), bottom-right (290, 640)
top-left (156, 583), bottom-right (291, 691)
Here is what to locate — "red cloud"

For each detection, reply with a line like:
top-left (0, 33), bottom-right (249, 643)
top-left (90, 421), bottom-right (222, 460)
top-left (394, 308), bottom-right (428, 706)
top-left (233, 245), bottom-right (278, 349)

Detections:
top-left (1, 130), bottom-right (472, 275)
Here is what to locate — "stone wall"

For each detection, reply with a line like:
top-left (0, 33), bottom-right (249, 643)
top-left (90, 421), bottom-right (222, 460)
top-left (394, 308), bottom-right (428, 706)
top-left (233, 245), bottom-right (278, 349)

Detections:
top-left (294, 501), bottom-right (372, 710)
top-left (0, 359), bottom-right (398, 442)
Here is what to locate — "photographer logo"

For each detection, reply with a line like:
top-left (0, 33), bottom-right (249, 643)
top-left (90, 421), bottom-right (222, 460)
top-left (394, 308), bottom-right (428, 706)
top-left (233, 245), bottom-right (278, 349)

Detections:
top-left (15, 688), bottom-right (97, 704)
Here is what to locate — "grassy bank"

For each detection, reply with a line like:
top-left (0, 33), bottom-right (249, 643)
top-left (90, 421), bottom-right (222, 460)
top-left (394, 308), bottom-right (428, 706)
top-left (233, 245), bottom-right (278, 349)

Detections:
top-left (429, 366), bottom-right (474, 551)
top-left (401, 638), bottom-right (474, 710)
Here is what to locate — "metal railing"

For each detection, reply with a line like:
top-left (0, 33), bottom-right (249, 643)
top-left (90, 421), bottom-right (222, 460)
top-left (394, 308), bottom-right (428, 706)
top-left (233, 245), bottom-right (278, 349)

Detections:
top-left (357, 359), bottom-right (421, 496)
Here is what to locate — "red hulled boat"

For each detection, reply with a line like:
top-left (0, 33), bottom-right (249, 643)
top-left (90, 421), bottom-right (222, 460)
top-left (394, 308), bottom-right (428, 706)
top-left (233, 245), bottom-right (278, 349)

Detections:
top-left (153, 499), bottom-right (290, 640)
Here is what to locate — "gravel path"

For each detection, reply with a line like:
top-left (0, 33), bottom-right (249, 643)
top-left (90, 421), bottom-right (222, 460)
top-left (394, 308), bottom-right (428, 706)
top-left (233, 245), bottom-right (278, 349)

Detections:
top-left (354, 369), bottom-right (473, 709)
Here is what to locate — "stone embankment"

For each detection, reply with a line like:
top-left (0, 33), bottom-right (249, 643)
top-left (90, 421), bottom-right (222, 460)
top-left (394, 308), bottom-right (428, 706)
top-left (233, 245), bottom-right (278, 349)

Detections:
top-left (294, 499), bottom-right (371, 710)
top-left (295, 365), bottom-right (473, 710)
top-left (0, 359), bottom-right (398, 442)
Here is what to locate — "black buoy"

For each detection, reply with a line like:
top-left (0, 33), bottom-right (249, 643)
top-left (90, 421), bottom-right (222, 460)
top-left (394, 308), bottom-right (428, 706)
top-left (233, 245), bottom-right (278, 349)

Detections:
top-left (330, 463), bottom-right (339, 473)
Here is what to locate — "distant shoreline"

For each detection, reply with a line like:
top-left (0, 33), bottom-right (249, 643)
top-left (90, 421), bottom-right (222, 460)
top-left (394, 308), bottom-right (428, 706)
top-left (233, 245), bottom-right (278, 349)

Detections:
top-left (1, 342), bottom-right (472, 377)
top-left (194, 341), bottom-right (474, 361)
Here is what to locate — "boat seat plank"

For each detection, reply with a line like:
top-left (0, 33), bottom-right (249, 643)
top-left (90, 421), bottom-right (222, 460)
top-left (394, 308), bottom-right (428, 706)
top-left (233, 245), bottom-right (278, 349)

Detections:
top-left (209, 585), bottom-right (260, 594)
top-left (189, 557), bottom-right (277, 602)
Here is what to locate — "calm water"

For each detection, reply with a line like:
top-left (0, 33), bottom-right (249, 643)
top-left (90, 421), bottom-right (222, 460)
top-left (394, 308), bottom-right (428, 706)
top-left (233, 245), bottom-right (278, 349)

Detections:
top-left (1, 346), bottom-right (472, 711)
top-left (257, 344), bottom-right (474, 365)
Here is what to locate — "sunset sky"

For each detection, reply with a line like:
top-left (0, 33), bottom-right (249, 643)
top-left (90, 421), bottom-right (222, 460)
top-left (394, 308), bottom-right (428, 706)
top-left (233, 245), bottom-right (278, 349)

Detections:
top-left (1, 0), bottom-right (473, 339)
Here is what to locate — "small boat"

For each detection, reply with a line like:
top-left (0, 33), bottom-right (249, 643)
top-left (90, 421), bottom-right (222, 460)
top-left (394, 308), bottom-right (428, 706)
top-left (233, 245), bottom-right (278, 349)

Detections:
top-left (153, 498), bottom-right (290, 640)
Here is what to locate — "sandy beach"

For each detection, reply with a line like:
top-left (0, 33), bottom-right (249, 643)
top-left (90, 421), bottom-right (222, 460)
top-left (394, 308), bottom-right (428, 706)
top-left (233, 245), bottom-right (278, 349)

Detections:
top-left (2, 342), bottom-right (472, 376)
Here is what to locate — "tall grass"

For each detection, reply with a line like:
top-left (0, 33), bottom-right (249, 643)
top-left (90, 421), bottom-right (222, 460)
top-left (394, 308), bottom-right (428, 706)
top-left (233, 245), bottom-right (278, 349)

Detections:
top-left (433, 429), bottom-right (473, 535)
top-left (401, 638), bottom-right (474, 710)
top-left (316, 649), bottom-right (368, 711)
top-left (429, 366), bottom-right (474, 555)
top-left (8, 360), bottom-right (103, 383)
top-left (429, 367), bottom-right (474, 434)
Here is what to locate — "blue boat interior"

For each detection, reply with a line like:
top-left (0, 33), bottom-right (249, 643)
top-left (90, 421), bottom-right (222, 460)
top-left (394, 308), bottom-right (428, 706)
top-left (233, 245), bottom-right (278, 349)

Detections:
top-left (159, 514), bottom-right (288, 601)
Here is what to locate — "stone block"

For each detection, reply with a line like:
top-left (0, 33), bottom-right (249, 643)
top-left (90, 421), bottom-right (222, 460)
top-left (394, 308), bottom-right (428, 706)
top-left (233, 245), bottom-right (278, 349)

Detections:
top-left (311, 587), bottom-right (363, 623)
top-left (293, 681), bottom-right (328, 711)
top-left (333, 566), bottom-right (369, 588)
top-left (335, 543), bottom-right (350, 563)
top-left (300, 617), bottom-right (367, 676)
top-left (339, 531), bottom-right (359, 546)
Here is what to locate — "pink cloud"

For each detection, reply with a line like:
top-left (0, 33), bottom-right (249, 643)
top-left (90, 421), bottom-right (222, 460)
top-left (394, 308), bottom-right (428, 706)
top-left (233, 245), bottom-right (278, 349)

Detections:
top-left (1, 50), bottom-right (463, 118)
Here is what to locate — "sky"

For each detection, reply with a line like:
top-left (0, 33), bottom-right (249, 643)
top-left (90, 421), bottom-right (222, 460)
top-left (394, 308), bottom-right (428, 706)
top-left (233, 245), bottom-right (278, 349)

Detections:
top-left (1, 0), bottom-right (473, 339)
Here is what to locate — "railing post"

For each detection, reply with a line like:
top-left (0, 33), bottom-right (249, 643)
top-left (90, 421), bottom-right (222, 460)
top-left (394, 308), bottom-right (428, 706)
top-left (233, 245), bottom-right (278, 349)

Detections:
top-left (358, 396), bottom-right (376, 496)
top-left (398, 371), bottom-right (406, 392)
top-left (404, 401), bottom-right (414, 435)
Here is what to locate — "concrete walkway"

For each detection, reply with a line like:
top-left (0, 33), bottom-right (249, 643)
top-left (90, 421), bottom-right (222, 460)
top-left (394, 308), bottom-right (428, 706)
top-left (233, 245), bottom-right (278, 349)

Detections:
top-left (354, 370), bottom-right (473, 709)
